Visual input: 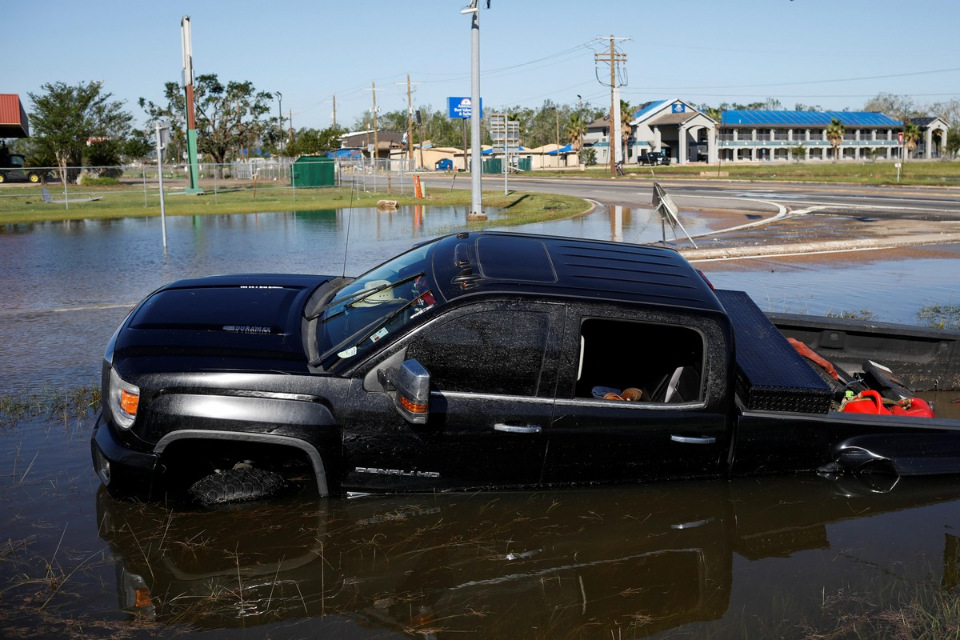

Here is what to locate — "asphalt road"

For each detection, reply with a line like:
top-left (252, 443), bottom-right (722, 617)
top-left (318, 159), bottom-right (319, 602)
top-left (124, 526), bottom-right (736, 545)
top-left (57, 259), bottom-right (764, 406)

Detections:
top-left (423, 174), bottom-right (960, 222)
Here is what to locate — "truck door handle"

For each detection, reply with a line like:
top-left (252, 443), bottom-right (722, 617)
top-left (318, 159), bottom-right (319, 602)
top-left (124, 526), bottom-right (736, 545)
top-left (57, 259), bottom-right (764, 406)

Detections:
top-left (671, 434), bottom-right (716, 445)
top-left (494, 424), bottom-right (542, 434)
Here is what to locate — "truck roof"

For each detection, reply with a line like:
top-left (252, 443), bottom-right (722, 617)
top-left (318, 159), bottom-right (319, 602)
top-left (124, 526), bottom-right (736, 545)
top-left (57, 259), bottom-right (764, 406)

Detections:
top-left (433, 231), bottom-right (724, 312)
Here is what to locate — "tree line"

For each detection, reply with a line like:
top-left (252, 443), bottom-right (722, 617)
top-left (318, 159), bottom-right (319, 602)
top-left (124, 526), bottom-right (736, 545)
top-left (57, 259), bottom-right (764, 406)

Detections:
top-left (5, 79), bottom-right (960, 180)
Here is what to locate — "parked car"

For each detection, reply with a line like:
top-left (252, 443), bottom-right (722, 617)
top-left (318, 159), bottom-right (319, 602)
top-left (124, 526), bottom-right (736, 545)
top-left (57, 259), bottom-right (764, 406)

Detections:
top-left (639, 150), bottom-right (671, 166)
top-left (91, 231), bottom-right (960, 505)
top-left (0, 147), bottom-right (48, 184)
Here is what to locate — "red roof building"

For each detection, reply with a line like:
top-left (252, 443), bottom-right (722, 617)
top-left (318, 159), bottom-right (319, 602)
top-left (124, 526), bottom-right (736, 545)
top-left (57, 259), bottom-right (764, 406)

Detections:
top-left (0, 94), bottom-right (30, 138)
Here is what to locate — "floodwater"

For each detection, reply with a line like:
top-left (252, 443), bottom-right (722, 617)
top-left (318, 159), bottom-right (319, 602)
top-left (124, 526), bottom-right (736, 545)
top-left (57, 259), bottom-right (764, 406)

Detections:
top-left (2, 203), bottom-right (960, 639)
top-left (1, 203), bottom-right (956, 391)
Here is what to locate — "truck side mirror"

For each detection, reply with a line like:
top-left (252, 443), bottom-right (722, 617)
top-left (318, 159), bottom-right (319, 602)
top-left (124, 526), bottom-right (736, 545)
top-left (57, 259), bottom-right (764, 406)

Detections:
top-left (393, 359), bottom-right (431, 424)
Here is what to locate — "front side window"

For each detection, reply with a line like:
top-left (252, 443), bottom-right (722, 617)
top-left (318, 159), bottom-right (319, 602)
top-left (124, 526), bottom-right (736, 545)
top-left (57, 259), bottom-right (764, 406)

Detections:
top-left (407, 307), bottom-right (551, 396)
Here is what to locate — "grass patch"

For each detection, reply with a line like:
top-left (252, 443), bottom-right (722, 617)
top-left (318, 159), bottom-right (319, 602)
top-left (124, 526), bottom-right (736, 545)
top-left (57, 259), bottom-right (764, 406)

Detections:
top-left (825, 309), bottom-right (876, 322)
top-left (800, 584), bottom-right (960, 640)
top-left (918, 305), bottom-right (960, 331)
top-left (0, 385), bottom-right (101, 427)
top-left (0, 182), bottom-right (590, 226)
top-left (537, 159), bottom-right (960, 186)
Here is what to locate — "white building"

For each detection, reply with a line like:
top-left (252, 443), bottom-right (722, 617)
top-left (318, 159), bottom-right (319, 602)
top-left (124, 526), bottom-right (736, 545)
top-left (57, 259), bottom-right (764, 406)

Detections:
top-left (583, 100), bottom-right (949, 165)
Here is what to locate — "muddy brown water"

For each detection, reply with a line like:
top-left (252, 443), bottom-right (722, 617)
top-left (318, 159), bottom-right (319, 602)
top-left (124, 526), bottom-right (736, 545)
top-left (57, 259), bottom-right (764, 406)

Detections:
top-left (2, 205), bottom-right (960, 638)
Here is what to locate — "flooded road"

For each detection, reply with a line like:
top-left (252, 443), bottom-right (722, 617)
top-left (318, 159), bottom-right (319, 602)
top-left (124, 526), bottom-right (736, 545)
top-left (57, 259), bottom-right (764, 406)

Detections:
top-left (2, 203), bottom-right (960, 638)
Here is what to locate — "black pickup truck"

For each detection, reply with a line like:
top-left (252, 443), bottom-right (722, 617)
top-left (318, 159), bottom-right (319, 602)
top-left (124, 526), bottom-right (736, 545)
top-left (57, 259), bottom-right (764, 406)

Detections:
top-left (90, 231), bottom-right (960, 504)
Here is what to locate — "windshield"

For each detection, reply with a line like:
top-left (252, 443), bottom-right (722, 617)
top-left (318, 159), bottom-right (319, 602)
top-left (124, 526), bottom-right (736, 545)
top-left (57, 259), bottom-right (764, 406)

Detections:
top-left (316, 242), bottom-right (437, 367)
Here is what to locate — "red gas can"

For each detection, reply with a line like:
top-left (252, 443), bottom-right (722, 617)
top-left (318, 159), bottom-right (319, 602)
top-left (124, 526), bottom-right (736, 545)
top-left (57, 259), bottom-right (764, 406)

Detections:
top-left (841, 390), bottom-right (892, 415)
top-left (890, 397), bottom-right (935, 418)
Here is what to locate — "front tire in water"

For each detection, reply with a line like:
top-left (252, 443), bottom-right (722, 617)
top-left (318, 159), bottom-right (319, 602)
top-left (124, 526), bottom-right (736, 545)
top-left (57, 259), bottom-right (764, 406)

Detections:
top-left (189, 467), bottom-right (288, 506)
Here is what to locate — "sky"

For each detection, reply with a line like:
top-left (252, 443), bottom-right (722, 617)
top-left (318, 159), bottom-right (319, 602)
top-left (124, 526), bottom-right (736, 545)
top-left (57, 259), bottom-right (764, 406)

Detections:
top-left (6, 0), bottom-right (959, 132)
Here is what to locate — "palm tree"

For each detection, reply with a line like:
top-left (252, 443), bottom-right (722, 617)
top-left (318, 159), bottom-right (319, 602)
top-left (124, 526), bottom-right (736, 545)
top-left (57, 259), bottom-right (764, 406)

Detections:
top-left (565, 113), bottom-right (586, 152)
top-left (932, 128), bottom-right (943, 158)
top-left (826, 118), bottom-right (845, 162)
top-left (619, 100), bottom-right (633, 161)
top-left (902, 120), bottom-right (921, 160)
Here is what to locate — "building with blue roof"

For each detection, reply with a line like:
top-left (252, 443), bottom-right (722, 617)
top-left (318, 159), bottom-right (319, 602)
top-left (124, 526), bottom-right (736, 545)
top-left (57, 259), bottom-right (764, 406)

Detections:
top-left (719, 110), bottom-right (915, 162)
top-left (595, 100), bottom-right (950, 165)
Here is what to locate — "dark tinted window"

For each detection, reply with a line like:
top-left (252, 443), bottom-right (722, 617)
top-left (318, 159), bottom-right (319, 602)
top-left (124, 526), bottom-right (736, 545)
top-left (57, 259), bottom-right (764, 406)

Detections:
top-left (476, 236), bottom-right (556, 282)
top-left (408, 308), bottom-right (549, 396)
top-left (575, 318), bottom-right (704, 403)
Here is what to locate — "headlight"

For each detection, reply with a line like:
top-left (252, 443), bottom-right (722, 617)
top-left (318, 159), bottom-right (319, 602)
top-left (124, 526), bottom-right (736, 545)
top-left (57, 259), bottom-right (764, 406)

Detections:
top-left (108, 367), bottom-right (140, 430)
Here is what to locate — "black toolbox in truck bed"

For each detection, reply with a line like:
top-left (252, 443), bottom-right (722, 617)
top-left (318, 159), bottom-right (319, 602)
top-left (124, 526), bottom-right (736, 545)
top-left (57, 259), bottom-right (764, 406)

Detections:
top-left (716, 289), bottom-right (833, 414)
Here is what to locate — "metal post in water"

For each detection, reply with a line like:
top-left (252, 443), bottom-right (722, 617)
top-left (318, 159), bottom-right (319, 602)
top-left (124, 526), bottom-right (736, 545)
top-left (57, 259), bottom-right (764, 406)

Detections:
top-left (155, 122), bottom-right (169, 249)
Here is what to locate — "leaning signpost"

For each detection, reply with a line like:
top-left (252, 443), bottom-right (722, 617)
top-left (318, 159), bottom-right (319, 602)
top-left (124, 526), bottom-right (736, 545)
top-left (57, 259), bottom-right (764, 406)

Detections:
top-left (651, 181), bottom-right (697, 248)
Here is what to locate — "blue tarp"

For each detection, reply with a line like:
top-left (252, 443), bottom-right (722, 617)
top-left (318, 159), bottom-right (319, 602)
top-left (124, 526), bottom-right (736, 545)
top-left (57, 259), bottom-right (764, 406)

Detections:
top-left (546, 144), bottom-right (575, 156)
top-left (481, 146), bottom-right (525, 155)
top-left (328, 148), bottom-right (363, 159)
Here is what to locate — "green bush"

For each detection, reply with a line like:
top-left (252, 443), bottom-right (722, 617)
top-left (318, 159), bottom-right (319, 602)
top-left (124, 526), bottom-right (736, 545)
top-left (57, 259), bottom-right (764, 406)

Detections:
top-left (79, 176), bottom-right (121, 186)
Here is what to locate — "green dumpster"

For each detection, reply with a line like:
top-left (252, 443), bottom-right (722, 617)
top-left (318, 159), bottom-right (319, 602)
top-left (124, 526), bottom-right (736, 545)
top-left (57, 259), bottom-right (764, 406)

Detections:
top-left (518, 156), bottom-right (532, 172)
top-left (291, 156), bottom-right (335, 187)
top-left (482, 158), bottom-right (502, 174)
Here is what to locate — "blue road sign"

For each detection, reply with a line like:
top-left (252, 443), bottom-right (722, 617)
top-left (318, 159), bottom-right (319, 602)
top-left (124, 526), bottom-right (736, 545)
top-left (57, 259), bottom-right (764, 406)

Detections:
top-left (448, 97), bottom-right (483, 119)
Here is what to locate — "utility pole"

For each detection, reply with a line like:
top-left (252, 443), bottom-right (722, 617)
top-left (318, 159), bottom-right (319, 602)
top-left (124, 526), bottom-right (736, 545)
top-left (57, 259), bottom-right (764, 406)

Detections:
top-left (555, 106), bottom-right (560, 161)
top-left (332, 94), bottom-right (337, 129)
top-left (369, 81), bottom-right (379, 167)
top-left (370, 81), bottom-right (385, 191)
top-left (595, 35), bottom-right (628, 177)
top-left (399, 74), bottom-right (420, 169)
top-left (407, 75), bottom-right (414, 168)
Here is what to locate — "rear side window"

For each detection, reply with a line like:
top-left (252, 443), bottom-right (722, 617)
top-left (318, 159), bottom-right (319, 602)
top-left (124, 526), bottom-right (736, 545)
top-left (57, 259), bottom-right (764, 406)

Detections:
top-left (575, 318), bottom-right (704, 403)
top-left (407, 308), bottom-right (550, 396)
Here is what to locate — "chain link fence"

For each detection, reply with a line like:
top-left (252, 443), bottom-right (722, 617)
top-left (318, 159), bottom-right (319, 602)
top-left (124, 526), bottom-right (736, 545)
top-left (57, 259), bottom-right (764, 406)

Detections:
top-left (0, 156), bottom-right (420, 202)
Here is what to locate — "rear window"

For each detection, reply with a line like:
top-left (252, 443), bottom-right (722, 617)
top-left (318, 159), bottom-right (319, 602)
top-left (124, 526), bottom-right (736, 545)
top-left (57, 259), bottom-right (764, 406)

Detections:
top-left (575, 318), bottom-right (704, 403)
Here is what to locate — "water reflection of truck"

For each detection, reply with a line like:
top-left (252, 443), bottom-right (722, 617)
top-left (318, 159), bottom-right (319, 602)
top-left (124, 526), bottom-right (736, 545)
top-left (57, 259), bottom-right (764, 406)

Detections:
top-left (96, 476), bottom-right (960, 636)
top-left (90, 231), bottom-right (960, 506)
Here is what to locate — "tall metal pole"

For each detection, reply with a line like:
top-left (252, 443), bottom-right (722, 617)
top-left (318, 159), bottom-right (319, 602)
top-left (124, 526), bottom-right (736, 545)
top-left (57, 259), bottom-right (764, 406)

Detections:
top-left (468, 2), bottom-right (483, 218)
top-left (276, 91), bottom-right (283, 153)
top-left (155, 123), bottom-right (168, 249)
top-left (406, 74), bottom-right (415, 169)
top-left (181, 16), bottom-right (203, 194)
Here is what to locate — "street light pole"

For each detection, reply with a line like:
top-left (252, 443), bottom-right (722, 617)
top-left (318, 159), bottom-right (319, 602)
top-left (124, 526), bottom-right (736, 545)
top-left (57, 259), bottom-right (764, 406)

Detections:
top-left (463, 0), bottom-right (485, 219)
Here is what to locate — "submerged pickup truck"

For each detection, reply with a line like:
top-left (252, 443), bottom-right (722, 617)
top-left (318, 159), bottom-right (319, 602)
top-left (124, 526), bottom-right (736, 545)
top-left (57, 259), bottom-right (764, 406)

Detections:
top-left (90, 231), bottom-right (960, 504)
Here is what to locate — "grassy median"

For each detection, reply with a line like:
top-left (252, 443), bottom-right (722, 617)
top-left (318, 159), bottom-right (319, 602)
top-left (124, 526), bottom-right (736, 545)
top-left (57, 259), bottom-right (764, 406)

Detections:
top-left (551, 159), bottom-right (960, 185)
top-left (0, 183), bottom-right (591, 226)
